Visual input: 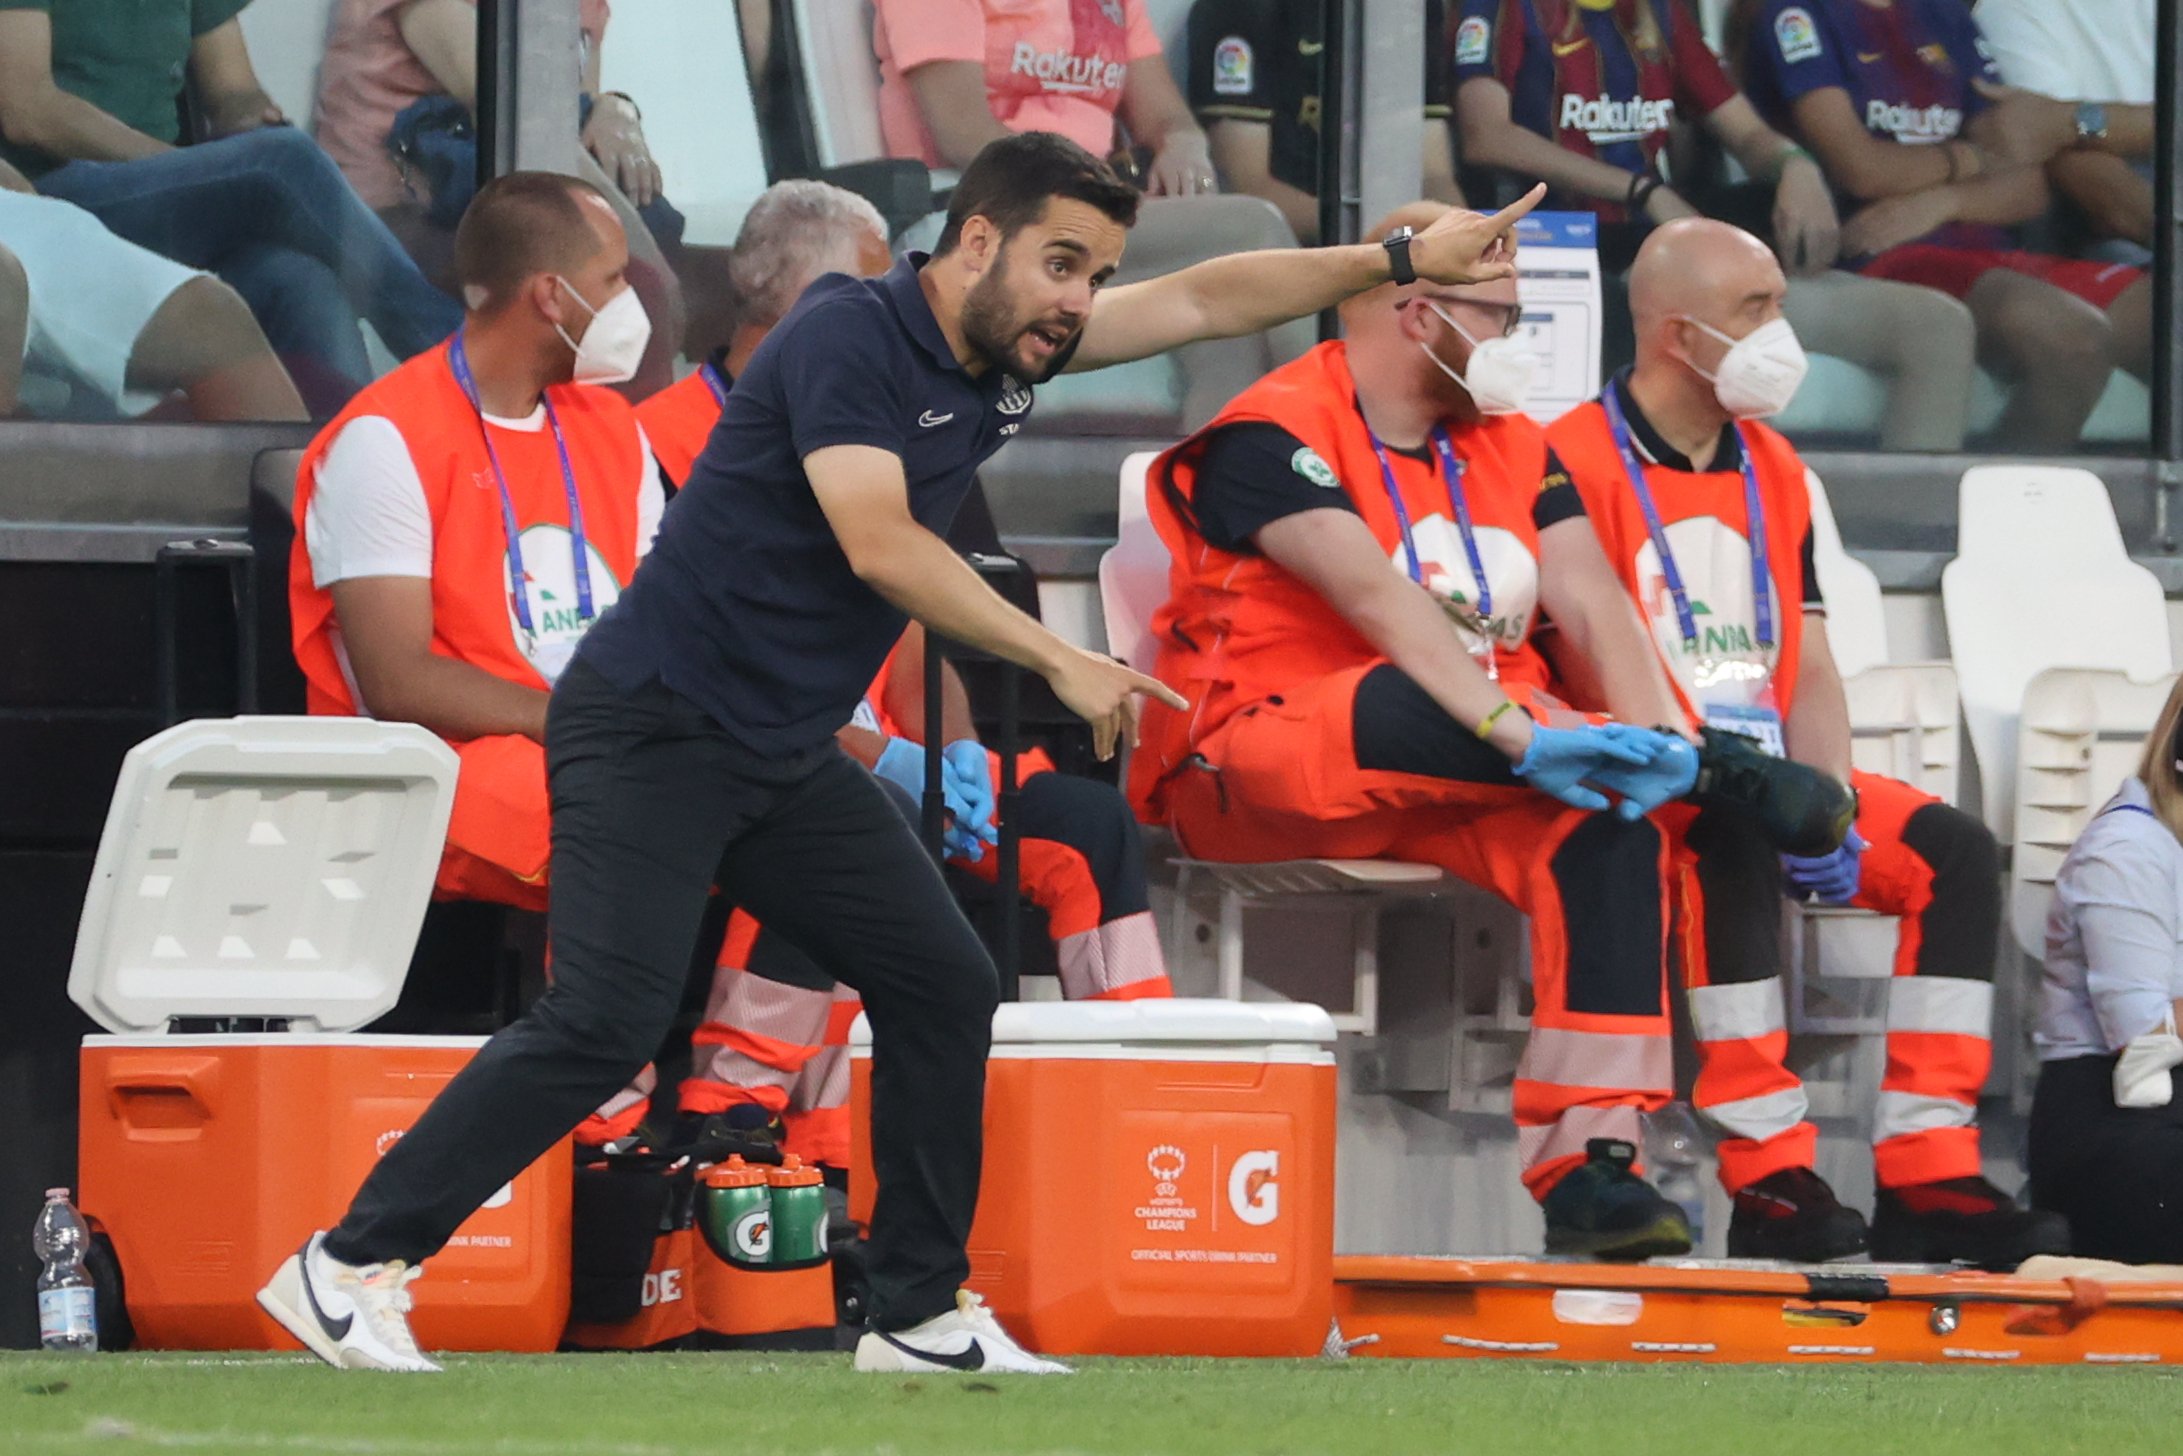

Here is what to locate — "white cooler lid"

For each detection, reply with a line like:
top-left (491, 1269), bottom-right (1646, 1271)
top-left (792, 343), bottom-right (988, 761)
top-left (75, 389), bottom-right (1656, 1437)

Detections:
top-left (69, 717), bottom-right (459, 1034)
top-left (849, 997), bottom-right (1338, 1049)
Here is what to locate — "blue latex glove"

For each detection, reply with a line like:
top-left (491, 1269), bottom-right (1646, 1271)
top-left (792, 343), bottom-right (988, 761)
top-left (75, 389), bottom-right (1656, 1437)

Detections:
top-left (1783, 828), bottom-right (1867, 905)
top-left (1512, 722), bottom-right (1664, 812)
top-left (873, 737), bottom-right (989, 860)
top-left (1585, 732), bottom-right (1700, 821)
top-left (940, 740), bottom-right (998, 853)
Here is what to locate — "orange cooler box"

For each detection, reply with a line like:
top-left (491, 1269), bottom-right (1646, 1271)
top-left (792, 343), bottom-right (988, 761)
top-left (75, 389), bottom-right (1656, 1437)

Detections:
top-left (65, 718), bottom-right (571, 1352)
top-left (850, 1000), bottom-right (1337, 1357)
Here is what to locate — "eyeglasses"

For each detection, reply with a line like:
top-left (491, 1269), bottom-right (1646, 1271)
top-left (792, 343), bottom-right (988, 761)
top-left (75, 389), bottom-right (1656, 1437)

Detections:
top-left (1407, 296), bottom-right (1523, 340)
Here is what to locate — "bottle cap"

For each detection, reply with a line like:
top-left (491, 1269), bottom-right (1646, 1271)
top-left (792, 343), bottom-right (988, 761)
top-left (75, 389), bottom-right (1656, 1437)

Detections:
top-left (43, 1188), bottom-right (68, 1200)
top-left (701, 1155), bottom-right (768, 1189)
top-left (766, 1154), bottom-right (822, 1188)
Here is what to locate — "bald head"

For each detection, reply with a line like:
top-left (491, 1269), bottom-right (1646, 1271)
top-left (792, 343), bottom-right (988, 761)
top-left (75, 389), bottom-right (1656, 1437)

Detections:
top-left (454, 171), bottom-right (623, 315)
top-left (1627, 218), bottom-right (1784, 339)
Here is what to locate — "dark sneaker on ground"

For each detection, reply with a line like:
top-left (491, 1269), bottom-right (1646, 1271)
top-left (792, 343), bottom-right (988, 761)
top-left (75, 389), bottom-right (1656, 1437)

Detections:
top-left (670, 1105), bottom-right (787, 1167)
top-left (1542, 1139), bottom-right (1694, 1261)
top-left (1726, 1167), bottom-right (1870, 1262)
top-left (1869, 1176), bottom-right (2071, 1270)
top-left (1693, 727), bottom-right (1858, 857)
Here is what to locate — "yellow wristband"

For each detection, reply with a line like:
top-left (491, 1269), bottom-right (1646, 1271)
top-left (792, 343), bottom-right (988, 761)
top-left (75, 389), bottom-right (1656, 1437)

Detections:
top-left (1475, 699), bottom-right (1517, 741)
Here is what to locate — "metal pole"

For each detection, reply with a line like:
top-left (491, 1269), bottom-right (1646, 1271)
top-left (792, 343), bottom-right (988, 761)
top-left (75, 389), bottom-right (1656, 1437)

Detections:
top-left (1315, 0), bottom-right (1348, 339)
top-left (2154, 0), bottom-right (2181, 549)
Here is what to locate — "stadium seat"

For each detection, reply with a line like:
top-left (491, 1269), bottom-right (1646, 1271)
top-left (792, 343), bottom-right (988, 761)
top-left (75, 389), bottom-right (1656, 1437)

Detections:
top-left (1942, 464), bottom-right (2170, 842)
top-left (238, 0), bottom-right (341, 131)
top-left (68, 716), bottom-right (459, 1034)
top-left (788, 0), bottom-right (957, 191)
top-left (597, 0), bottom-right (771, 247)
top-left (1099, 452), bottom-right (1446, 1035)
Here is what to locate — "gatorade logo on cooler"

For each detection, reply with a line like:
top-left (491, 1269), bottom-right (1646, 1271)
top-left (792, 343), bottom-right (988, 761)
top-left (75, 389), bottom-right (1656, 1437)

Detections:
top-left (733, 1209), bottom-right (772, 1262)
top-left (1227, 1150), bottom-right (1281, 1227)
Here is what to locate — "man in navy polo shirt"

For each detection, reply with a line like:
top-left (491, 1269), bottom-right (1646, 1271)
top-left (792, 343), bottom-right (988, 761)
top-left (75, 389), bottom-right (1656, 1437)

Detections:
top-left (262, 132), bottom-right (1593, 1376)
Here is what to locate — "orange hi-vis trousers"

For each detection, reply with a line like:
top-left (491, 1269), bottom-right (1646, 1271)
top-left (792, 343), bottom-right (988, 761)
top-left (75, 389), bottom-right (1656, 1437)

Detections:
top-left (684, 759), bottom-right (1173, 1168)
top-left (1153, 663), bottom-right (1675, 1199)
top-left (1679, 769), bottom-right (2000, 1193)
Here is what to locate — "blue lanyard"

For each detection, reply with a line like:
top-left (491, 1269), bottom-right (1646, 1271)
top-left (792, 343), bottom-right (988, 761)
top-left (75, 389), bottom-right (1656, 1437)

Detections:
top-left (1601, 382), bottom-right (1772, 652)
top-left (699, 359), bottom-right (730, 407)
top-left (447, 335), bottom-right (594, 639)
top-left (1365, 424), bottom-right (1493, 625)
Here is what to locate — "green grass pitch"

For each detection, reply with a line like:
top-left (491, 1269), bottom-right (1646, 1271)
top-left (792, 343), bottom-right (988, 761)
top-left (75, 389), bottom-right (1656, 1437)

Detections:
top-left (6, 1352), bottom-right (2183, 1456)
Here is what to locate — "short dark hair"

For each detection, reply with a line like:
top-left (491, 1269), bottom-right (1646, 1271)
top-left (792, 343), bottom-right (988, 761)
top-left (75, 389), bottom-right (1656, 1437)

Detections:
top-left (453, 171), bottom-right (615, 312)
top-left (931, 133), bottom-right (1140, 256)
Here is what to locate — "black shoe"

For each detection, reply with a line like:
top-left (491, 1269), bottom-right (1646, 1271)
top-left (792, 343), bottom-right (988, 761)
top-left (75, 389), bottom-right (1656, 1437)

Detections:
top-left (669, 1106), bottom-right (787, 1168)
top-left (1693, 727), bottom-right (1857, 857)
top-left (1542, 1139), bottom-right (1694, 1261)
top-left (1868, 1176), bottom-right (2071, 1270)
top-left (1726, 1167), bottom-right (1870, 1262)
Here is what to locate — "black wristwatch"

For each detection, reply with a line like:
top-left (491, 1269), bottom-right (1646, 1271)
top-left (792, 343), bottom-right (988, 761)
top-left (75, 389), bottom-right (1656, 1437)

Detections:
top-left (1382, 225), bottom-right (1417, 286)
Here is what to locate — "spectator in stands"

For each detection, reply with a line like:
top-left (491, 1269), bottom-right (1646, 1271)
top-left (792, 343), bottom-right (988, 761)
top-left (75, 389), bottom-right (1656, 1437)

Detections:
top-left (1454, 0), bottom-right (1977, 453)
top-left (1737, 0), bottom-right (2151, 451)
top-left (1187, 0), bottom-right (1465, 244)
top-left (289, 171), bottom-right (667, 1144)
top-left (637, 178), bottom-right (1173, 1170)
top-left (875, 0), bottom-right (1305, 427)
top-left (1975, 0), bottom-right (2156, 270)
top-left (0, 0), bottom-right (463, 415)
top-left (0, 156), bottom-right (304, 421)
top-left (313, 0), bottom-right (699, 395)
top-left (1547, 217), bottom-right (2067, 1269)
top-left (1129, 200), bottom-right (1808, 1261)
top-left (2031, 675), bottom-right (2183, 1266)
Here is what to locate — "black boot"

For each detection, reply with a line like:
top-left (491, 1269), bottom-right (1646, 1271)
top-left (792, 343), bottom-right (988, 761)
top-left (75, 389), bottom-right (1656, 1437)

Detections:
top-left (1869, 1176), bottom-right (2070, 1270)
top-left (1693, 727), bottom-right (1857, 856)
top-left (1726, 1167), bottom-right (1870, 1262)
top-left (1541, 1139), bottom-right (1694, 1261)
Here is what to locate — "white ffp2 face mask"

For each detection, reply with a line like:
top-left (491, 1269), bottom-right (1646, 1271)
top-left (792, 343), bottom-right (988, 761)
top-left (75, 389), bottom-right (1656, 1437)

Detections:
top-left (1681, 314), bottom-right (1808, 419)
top-left (1421, 300), bottom-right (1538, 416)
top-left (554, 276), bottom-right (652, 386)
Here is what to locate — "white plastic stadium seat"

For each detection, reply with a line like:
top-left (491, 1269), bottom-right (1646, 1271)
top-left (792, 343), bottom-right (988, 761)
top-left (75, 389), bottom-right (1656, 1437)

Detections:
top-left (791, 0), bottom-right (885, 170)
top-left (598, 0), bottom-right (771, 246)
top-left (1942, 464), bottom-right (2169, 842)
top-left (239, 0), bottom-right (342, 131)
top-left (69, 717), bottom-right (459, 1035)
top-left (1099, 452), bottom-right (1445, 1034)
top-left (2011, 668), bottom-right (2179, 961)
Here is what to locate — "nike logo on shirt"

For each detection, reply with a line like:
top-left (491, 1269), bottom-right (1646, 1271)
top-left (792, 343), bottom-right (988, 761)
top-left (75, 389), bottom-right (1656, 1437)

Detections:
top-left (876, 1329), bottom-right (987, 1370)
top-left (918, 410), bottom-right (956, 428)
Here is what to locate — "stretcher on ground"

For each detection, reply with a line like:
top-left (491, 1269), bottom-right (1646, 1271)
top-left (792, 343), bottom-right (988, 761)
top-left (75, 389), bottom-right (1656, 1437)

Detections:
top-left (1331, 1255), bottom-right (2183, 1365)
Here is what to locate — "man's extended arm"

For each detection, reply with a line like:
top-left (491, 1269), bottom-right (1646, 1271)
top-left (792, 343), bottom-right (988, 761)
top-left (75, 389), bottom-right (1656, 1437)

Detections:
top-left (330, 577), bottom-right (551, 742)
top-left (1784, 609), bottom-right (1853, 781)
top-left (1066, 183), bottom-right (1543, 371)
top-left (808, 445), bottom-right (1184, 759)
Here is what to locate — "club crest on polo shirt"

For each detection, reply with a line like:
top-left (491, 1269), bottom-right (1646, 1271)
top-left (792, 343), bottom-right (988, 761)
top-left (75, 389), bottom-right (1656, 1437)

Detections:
top-left (1773, 6), bottom-right (1821, 63)
top-left (502, 524), bottom-right (625, 684)
top-left (1454, 16), bottom-right (1490, 66)
top-left (1290, 446), bottom-right (1339, 488)
top-left (996, 376), bottom-right (1032, 416)
top-left (1212, 35), bottom-right (1253, 95)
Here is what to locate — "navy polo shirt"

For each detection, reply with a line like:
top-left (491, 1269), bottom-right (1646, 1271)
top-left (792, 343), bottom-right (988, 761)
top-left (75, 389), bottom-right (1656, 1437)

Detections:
top-left (578, 255), bottom-right (1039, 754)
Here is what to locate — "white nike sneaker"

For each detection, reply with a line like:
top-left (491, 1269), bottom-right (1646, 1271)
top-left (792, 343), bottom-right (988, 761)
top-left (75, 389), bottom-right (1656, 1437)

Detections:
top-left (855, 1290), bottom-right (1072, 1375)
top-left (255, 1232), bottom-right (441, 1373)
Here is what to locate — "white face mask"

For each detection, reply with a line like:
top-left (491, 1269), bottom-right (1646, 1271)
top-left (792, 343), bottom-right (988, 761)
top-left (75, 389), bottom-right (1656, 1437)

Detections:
top-left (1680, 314), bottom-right (1808, 419)
top-left (1420, 300), bottom-right (1537, 416)
top-left (554, 276), bottom-right (652, 386)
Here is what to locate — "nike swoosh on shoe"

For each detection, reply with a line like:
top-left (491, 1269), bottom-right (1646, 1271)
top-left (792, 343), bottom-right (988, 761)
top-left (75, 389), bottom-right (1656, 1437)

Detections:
top-left (877, 1329), bottom-right (985, 1371)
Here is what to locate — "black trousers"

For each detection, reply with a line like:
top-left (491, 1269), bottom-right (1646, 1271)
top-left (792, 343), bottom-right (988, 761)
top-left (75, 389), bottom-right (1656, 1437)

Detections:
top-left (327, 659), bottom-right (1000, 1329)
top-left (2030, 1053), bottom-right (2183, 1265)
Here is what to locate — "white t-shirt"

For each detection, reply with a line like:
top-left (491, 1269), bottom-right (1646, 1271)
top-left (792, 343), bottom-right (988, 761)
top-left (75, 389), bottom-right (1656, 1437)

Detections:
top-left (1973, 0), bottom-right (2153, 104)
top-left (304, 408), bottom-right (666, 687)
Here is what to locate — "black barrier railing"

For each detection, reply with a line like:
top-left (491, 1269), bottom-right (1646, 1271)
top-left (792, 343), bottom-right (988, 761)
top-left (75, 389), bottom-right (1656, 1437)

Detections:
top-left (2155, 0), bottom-right (2181, 547)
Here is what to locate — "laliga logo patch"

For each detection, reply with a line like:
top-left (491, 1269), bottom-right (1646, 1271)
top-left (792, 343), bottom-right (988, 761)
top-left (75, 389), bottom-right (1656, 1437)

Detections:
top-left (1454, 16), bottom-right (1490, 67)
top-left (733, 1209), bottom-right (772, 1262)
top-left (1228, 1150), bottom-right (1281, 1226)
top-left (997, 375), bottom-right (1032, 416)
top-left (1773, 7), bottom-right (1820, 64)
top-left (1212, 36), bottom-right (1253, 95)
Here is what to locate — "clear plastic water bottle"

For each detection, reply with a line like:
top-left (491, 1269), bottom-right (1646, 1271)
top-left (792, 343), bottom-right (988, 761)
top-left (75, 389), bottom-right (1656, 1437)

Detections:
top-left (1645, 1103), bottom-right (1708, 1255)
top-left (33, 1188), bottom-right (98, 1353)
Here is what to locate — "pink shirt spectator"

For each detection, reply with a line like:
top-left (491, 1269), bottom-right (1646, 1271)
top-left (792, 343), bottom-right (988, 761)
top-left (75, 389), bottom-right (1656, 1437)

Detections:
top-left (315, 0), bottom-right (610, 212)
top-left (875, 0), bottom-right (1165, 166)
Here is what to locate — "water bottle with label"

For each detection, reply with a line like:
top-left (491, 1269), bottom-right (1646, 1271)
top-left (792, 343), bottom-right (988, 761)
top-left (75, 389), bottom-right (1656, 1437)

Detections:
top-left (33, 1188), bottom-right (98, 1353)
top-left (1645, 1103), bottom-right (1709, 1256)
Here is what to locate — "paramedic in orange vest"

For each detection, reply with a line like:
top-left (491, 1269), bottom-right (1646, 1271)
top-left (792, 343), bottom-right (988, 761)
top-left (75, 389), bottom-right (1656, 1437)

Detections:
top-left (1131, 201), bottom-right (1728, 1259)
top-left (290, 172), bottom-right (667, 1145)
top-left (636, 181), bottom-right (1172, 1167)
top-left (1546, 216), bottom-right (2068, 1269)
